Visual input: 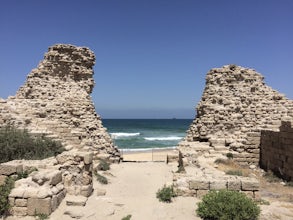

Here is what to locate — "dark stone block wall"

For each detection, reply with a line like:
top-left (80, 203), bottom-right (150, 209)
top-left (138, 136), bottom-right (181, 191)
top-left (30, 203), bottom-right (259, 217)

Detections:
top-left (260, 121), bottom-right (293, 181)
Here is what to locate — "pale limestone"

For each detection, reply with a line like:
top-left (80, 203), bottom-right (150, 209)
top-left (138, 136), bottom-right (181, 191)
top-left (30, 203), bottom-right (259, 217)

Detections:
top-left (179, 64), bottom-right (293, 165)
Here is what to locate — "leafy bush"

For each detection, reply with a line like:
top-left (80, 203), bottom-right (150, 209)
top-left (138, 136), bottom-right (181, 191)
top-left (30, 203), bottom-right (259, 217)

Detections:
top-left (35, 213), bottom-right (49, 220)
top-left (121, 214), bottom-right (132, 220)
top-left (95, 172), bottom-right (108, 184)
top-left (0, 177), bottom-right (15, 216)
top-left (96, 159), bottom-right (110, 171)
top-left (156, 185), bottom-right (176, 203)
top-left (226, 152), bottom-right (233, 159)
top-left (196, 190), bottom-right (260, 220)
top-left (0, 126), bottom-right (65, 163)
top-left (225, 169), bottom-right (243, 176)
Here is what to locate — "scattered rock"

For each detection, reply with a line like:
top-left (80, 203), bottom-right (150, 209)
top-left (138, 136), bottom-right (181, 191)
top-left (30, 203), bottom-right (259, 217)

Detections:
top-left (66, 195), bottom-right (88, 206)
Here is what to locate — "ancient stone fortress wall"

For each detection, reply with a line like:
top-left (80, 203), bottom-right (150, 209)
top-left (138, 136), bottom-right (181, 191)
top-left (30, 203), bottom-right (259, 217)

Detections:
top-left (179, 65), bottom-right (293, 165)
top-left (260, 121), bottom-right (293, 181)
top-left (0, 151), bottom-right (93, 216)
top-left (0, 44), bottom-right (121, 217)
top-left (0, 44), bottom-right (120, 162)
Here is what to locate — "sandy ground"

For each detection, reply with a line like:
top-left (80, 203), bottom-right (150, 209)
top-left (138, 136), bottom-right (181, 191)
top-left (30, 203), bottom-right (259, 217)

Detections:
top-left (49, 159), bottom-right (199, 220)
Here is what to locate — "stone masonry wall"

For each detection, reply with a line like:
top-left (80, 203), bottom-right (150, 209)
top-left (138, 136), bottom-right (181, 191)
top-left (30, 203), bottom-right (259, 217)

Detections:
top-left (260, 121), bottom-right (293, 181)
top-left (0, 150), bottom-right (93, 216)
top-left (0, 44), bottom-right (120, 162)
top-left (179, 65), bottom-right (293, 165)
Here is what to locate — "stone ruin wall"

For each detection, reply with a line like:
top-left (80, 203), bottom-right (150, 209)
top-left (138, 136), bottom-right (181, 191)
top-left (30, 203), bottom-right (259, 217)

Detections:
top-left (260, 121), bottom-right (293, 181)
top-left (179, 64), bottom-right (293, 165)
top-left (0, 151), bottom-right (93, 216)
top-left (0, 44), bottom-right (120, 162)
top-left (0, 44), bottom-right (121, 217)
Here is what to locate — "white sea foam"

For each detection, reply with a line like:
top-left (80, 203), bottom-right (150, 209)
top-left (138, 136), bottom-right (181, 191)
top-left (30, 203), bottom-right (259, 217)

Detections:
top-left (110, 132), bottom-right (140, 139)
top-left (144, 136), bottom-right (183, 141)
top-left (120, 146), bottom-right (177, 152)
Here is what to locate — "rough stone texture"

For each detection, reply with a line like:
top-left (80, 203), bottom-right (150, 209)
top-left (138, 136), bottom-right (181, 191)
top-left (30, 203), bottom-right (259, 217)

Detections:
top-left (66, 195), bottom-right (88, 206)
top-left (0, 44), bottom-right (121, 162)
top-left (179, 65), bottom-right (293, 165)
top-left (260, 121), bottom-right (293, 181)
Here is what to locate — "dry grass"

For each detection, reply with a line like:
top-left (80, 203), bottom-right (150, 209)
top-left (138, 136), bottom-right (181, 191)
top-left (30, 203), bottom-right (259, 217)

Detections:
top-left (214, 158), bottom-right (251, 177)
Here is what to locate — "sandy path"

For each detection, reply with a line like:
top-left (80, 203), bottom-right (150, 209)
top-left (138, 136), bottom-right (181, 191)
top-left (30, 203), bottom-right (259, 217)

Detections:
top-left (50, 162), bottom-right (199, 220)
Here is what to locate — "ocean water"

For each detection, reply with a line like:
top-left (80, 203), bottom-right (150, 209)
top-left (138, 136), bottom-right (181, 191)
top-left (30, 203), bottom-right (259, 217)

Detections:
top-left (102, 119), bottom-right (192, 151)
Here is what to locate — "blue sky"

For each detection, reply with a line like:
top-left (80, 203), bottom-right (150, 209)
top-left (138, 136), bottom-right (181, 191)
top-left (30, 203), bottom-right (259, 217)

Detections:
top-left (0, 0), bottom-right (292, 119)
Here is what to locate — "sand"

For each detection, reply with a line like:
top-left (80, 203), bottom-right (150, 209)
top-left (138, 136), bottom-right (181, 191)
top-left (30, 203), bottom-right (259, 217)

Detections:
top-left (48, 153), bottom-right (199, 220)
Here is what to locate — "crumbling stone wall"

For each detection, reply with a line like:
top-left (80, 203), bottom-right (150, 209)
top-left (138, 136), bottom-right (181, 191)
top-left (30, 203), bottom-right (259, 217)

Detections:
top-left (179, 65), bottom-right (293, 165)
top-left (0, 44), bottom-right (120, 162)
top-left (0, 150), bottom-right (94, 216)
top-left (260, 121), bottom-right (293, 181)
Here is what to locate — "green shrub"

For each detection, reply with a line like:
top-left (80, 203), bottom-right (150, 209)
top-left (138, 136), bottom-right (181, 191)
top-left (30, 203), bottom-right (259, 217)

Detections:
top-left (226, 152), bottom-right (233, 159)
top-left (156, 185), bottom-right (176, 203)
top-left (35, 213), bottom-right (49, 220)
top-left (95, 172), bottom-right (108, 184)
top-left (196, 190), bottom-right (260, 220)
top-left (0, 126), bottom-right (65, 163)
top-left (96, 159), bottom-right (110, 171)
top-left (225, 169), bottom-right (243, 176)
top-left (121, 214), bottom-right (132, 220)
top-left (0, 177), bottom-right (15, 216)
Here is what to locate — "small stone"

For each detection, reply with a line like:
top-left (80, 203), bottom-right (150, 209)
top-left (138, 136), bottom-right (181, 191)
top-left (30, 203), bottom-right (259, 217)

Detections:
top-left (66, 195), bottom-right (88, 206)
top-left (96, 188), bottom-right (106, 196)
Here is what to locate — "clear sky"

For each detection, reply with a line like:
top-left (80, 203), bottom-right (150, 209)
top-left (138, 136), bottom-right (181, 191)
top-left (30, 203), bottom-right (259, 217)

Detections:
top-left (0, 0), bottom-right (292, 119)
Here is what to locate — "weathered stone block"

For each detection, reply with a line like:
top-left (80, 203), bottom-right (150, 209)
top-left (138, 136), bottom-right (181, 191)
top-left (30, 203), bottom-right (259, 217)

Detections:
top-left (66, 195), bottom-right (87, 206)
top-left (15, 198), bottom-right (27, 207)
top-left (84, 152), bottom-right (93, 165)
top-left (9, 187), bottom-right (26, 198)
top-left (10, 207), bottom-right (27, 216)
top-left (80, 184), bottom-right (93, 197)
top-left (189, 180), bottom-right (209, 190)
top-left (27, 197), bottom-right (52, 216)
top-left (48, 170), bottom-right (62, 185)
top-left (241, 178), bottom-right (259, 191)
top-left (227, 179), bottom-right (241, 191)
top-left (0, 164), bottom-right (22, 175)
top-left (209, 180), bottom-right (227, 190)
top-left (196, 190), bottom-right (209, 198)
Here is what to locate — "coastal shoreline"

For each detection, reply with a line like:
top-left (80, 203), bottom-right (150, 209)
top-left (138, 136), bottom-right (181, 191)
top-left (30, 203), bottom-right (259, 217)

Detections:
top-left (118, 147), bottom-right (178, 162)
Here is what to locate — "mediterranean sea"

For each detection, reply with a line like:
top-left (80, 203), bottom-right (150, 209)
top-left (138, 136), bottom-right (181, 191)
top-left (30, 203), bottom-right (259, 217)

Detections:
top-left (103, 119), bottom-right (192, 151)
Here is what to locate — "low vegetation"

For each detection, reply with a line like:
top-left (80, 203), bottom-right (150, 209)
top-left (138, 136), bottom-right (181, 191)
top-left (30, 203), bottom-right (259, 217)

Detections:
top-left (0, 177), bottom-right (14, 216)
top-left (226, 152), bottom-right (233, 159)
top-left (196, 190), bottom-right (260, 220)
top-left (0, 169), bottom-right (39, 216)
top-left (96, 159), bottom-right (110, 171)
top-left (121, 214), bottom-right (132, 220)
top-left (35, 213), bottom-right (49, 220)
top-left (95, 172), bottom-right (108, 184)
top-left (156, 185), bottom-right (176, 203)
top-left (0, 126), bottom-right (65, 163)
top-left (225, 169), bottom-right (243, 176)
